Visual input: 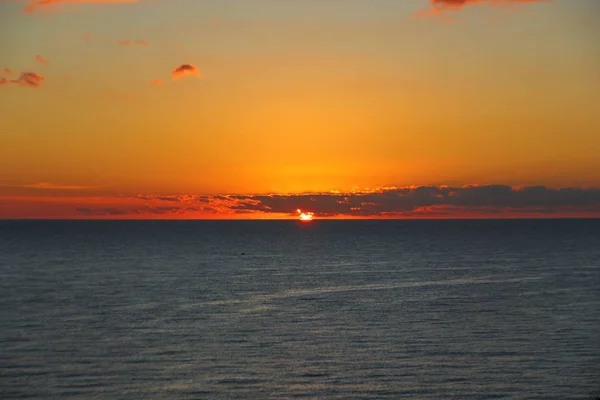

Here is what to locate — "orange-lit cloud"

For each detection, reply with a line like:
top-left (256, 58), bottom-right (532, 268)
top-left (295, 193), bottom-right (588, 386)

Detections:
top-left (35, 55), bottom-right (50, 64)
top-left (172, 64), bottom-right (200, 81)
top-left (17, 72), bottom-right (45, 87)
top-left (20, 0), bottom-right (140, 14)
top-left (0, 72), bottom-right (45, 88)
top-left (416, 0), bottom-right (547, 16)
top-left (3, 68), bottom-right (13, 75)
top-left (118, 39), bottom-right (149, 46)
top-left (149, 79), bottom-right (165, 86)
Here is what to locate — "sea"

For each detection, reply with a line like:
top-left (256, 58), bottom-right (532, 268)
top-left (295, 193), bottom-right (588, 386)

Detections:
top-left (0, 219), bottom-right (599, 399)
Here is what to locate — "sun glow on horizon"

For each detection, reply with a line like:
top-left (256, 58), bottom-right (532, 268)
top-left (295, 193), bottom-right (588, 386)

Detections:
top-left (297, 209), bottom-right (314, 221)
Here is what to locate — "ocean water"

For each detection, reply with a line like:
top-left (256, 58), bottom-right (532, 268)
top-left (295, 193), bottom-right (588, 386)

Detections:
top-left (0, 219), bottom-right (599, 399)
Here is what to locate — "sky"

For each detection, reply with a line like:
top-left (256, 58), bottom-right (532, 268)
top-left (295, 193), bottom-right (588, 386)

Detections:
top-left (1, 0), bottom-right (599, 219)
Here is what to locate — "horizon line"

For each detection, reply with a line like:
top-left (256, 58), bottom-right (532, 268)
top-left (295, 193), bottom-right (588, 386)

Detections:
top-left (2, 216), bottom-right (599, 221)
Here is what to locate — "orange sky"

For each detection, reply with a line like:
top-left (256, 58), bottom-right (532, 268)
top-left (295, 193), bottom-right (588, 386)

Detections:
top-left (1, 0), bottom-right (599, 219)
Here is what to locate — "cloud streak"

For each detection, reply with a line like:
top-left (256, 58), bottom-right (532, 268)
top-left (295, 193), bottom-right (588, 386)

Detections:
top-left (35, 55), bottom-right (50, 64)
top-left (118, 39), bottom-right (149, 46)
top-left (416, 0), bottom-right (548, 17)
top-left (0, 72), bottom-right (45, 88)
top-left (20, 0), bottom-right (140, 14)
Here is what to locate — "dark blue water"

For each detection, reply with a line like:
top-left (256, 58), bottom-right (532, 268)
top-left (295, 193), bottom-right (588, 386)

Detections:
top-left (1, 219), bottom-right (599, 399)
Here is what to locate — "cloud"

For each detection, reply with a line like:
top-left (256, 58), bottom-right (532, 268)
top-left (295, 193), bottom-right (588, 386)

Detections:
top-left (196, 185), bottom-right (600, 218)
top-left (416, 0), bottom-right (547, 17)
top-left (3, 68), bottom-right (13, 75)
top-left (35, 55), bottom-right (50, 64)
top-left (149, 79), bottom-right (165, 86)
top-left (20, 0), bottom-right (140, 14)
top-left (82, 32), bottom-right (92, 42)
top-left (172, 64), bottom-right (200, 81)
top-left (83, 186), bottom-right (600, 219)
top-left (74, 205), bottom-right (198, 217)
top-left (0, 72), bottom-right (45, 88)
top-left (5, 185), bottom-right (600, 219)
top-left (118, 39), bottom-right (149, 46)
top-left (16, 72), bottom-right (45, 87)
top-left (75, 207), bottom-right (130, 216)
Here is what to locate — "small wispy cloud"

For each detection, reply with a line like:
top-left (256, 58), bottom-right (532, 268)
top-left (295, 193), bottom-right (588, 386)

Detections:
top-left (118, 39), bottom-right (149, 46)
top-left (415, 0), bottom-right (548, 17)
top-left (21, 0), bottom-right (141, 14)
top-left (75, 207), bottom-right (130, 216)
top-left (0, 72), bottom-right (45, 88)
top-left (35, 55), bottom-right (50, 64)
top-left (17, 72), bottom-right (45, 87)
top-left (3, 68), bottom-right (13, 75)
top-left (149, 79), bottom-right (165, 86)
top-left (172, 64), bottom-right (201, 81)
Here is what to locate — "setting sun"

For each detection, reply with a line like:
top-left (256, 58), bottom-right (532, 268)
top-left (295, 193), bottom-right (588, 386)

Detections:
top-left (297, 209), bottom-right (314, 222)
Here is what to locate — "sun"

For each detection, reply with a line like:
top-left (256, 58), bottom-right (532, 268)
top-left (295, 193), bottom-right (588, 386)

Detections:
top-left (297, 209), bottom-right (314, 221)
